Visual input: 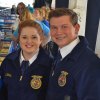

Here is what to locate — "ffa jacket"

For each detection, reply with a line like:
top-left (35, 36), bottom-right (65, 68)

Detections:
top-left (46, 36), bottom-right (100, 100)
top-left (0, 48), bottom-right (52, 100)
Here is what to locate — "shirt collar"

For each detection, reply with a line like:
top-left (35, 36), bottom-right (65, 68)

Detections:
top-left (20, 50), bottom-right (39, 65)
top-left (59, 37), bottom-right (80, 59)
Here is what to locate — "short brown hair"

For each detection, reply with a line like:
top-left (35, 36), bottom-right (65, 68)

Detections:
top-left (18, 20), bottom-right (44, 41)
top-left (48, 8), bottom-right (78, 25)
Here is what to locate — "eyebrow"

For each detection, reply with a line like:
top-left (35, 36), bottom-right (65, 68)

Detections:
top-left (51, 24), bottom-right (69, 27)
top-left (20, 34), bottom-right (37, 36)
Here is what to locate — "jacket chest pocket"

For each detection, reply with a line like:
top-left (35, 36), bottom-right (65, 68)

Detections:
top-left (30, 75), bottom-right (43, 90)
top-left (53, 70), bottom-right (74, 94)
top-left (4, 72), bottom-right (19, 87)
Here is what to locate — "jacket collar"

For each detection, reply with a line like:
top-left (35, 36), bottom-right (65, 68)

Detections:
top-left (63, 36), bottom-right (89, 62)
top-left (6, 47), bottom-right (51, 66)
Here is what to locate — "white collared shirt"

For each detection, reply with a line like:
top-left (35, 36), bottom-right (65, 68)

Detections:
top-left (59, 37), bottom-right (80, 59)
top-left (20, 50), bottom-right (39, 66)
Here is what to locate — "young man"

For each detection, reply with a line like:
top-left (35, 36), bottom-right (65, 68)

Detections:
top-left (46, 8), bottom-right (100, 100)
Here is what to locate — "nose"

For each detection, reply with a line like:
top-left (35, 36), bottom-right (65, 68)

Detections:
top-left (26, 38), bottom-right (32, 43)
top-left (57, 27), bottom-right (63, 34)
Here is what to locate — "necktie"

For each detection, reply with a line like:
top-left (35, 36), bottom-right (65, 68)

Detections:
top-left (52, 50), bottom-right (62, 76)
top-left (21, 60), bottom-right (29, 75)
top-left (55, 50), bottom-right (62, 66)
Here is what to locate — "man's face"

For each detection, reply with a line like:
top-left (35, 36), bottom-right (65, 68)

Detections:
top-left (50, 15), bottom-right (80, 48)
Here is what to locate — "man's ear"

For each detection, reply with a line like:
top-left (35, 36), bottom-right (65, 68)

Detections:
top-left (75, 23), bottom-right (80, 33)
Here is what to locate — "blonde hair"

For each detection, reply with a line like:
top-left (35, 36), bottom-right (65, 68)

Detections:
top-left (20, 8), bottom-right (35, 21)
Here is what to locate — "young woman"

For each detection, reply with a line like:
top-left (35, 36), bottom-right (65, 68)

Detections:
top-left (0, 20), bottom-right (52, 100)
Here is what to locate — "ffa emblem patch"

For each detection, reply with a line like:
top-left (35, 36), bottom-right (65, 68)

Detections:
top-left (30, 75), bottom-right (42, 89)
top-left (58, 71), bottom-right (68, 87)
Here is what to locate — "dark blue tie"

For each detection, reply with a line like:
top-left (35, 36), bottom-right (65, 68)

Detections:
top-left (52, 50), bottom-right (62, 76)
top-left (21, 60), bottom-right (29, 75)
top-left (55, 50), bottom-right (62, 66)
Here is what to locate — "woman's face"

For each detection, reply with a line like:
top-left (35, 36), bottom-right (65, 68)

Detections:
top-left (19, 26), bottom-right (42, 57)
top-left (33, 9), bottom-right (41, 19)
top-left (17, 5), bottom-right (24, 15)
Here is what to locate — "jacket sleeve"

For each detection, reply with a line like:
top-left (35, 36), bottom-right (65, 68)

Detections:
top-left (0, 60), bottom-right (8, 100)
top-left (75, 61), bottom-right (100, 100)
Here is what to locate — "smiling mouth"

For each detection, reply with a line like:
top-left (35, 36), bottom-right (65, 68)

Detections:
top-left (56, 36), bottom-right (66, 40)
top-left (25, 45), bottom-right (33, 48)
